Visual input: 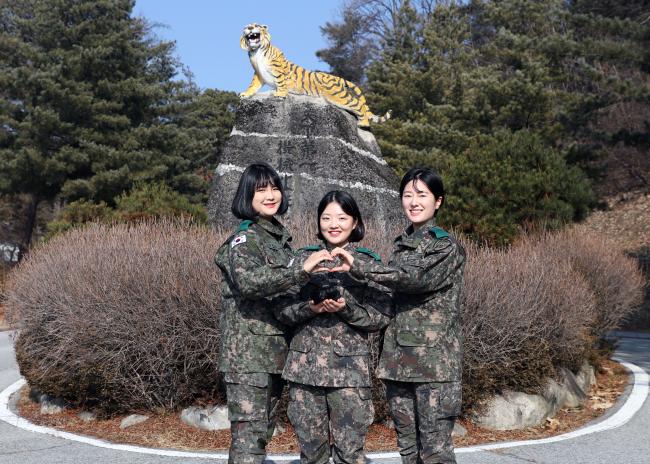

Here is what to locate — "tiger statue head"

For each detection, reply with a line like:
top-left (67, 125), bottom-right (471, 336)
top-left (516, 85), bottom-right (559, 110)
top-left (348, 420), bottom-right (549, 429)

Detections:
top-left (240, 23), bottom-right (271, 52)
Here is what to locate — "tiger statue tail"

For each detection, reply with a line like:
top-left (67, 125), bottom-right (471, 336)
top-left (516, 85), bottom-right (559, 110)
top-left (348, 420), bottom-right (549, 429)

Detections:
top-left (340, 78), bottom-right (391, 128)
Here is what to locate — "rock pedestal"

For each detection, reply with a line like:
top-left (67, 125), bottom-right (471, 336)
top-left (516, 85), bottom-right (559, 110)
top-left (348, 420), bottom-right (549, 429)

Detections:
top-left (208, 93), bottom-right (401, 229)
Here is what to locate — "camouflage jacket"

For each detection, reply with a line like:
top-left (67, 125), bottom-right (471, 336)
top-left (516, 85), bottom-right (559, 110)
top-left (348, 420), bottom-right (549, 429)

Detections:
top-left (214, 217), bottom-right (309, 375)
top-left (349, 220), bottom-right (466, 382)
top-left (275, 243), bottom-right (392, 387)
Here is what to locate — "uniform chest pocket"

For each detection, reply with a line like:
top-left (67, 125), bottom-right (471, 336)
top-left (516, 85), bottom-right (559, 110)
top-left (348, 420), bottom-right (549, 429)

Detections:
top-left (263, 246), bottom-right (289, 268)
top-left (396, 324), bottom-right (443, 347)
top-left (394, 248), bottom-right (421, 265)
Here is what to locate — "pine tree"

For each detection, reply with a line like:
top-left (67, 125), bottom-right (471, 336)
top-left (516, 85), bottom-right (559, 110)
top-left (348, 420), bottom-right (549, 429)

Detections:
top-left (0, 0), bottom-right (237, 248)
top-left (322, 0), bottom-right (648, 243)
top-left (445, 130), bottom-right (593, 245)
top-left (317, 9), bottom-right (375, 83)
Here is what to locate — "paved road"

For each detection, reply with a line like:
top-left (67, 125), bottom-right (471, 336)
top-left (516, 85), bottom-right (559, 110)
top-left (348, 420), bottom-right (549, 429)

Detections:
top-left (1, 330), bottom-right (648, 464)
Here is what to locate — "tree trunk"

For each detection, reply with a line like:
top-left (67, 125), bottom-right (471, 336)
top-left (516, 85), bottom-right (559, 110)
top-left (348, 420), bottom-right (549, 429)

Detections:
top-left (23, 193), bottom-right (40, 251)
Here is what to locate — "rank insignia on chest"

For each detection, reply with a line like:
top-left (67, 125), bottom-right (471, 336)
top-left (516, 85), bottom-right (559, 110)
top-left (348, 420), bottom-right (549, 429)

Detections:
top-left (231, 235), bottom-right (247, 248)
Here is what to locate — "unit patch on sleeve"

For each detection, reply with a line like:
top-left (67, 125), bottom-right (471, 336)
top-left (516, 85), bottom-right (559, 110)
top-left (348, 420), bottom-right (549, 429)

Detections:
top-left (231, 235), bottom-right (247, 248)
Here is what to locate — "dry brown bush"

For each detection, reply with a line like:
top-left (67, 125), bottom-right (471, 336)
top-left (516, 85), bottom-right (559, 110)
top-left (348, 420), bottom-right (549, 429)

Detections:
top-left (7, 213), bottom-right (643, 420)
top-left (6, 220), bottom-right (226, 412)
top-left (538, 226), bottom-right (645, 336)
top-left (460, 235), bottom-right (597, 409)
top-left (461, 227), bottom-right (645, 410)
top-left (622, 246), bottom-right (650, 330)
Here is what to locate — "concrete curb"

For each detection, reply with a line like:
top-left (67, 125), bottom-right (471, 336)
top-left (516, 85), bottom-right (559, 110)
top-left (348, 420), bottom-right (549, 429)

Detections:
top-left (0, 361), bottom-right (647, 462)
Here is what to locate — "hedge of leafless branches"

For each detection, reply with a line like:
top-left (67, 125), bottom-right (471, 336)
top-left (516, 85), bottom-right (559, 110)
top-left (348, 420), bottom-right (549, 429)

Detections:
top-left (461, 227), bottom-right (644, 409)
top-left (461, 237), bottom-right (595, 408)
top-left (6, 220), bottom-right (225, 412)
top-left (539, 226), bottom-right (646, 336)
top-left (5, 218), bottom-right (644, 417)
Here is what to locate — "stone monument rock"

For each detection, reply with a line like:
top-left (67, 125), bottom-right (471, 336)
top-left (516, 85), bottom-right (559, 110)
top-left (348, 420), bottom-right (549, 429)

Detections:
top-left (208, 93), bottom-right (401, 228)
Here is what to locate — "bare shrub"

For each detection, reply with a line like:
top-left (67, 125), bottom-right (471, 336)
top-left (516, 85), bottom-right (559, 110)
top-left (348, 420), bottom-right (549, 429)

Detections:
top-left (460, 235), bottom-right (597, 409)
top-left (621, 246), bottom-right (650, 330)
top-left (6, 220), bottom-right (226, 412)
top-left (540, 226), bottom-right (645, 336)
top-left (6, 214), bottom-right (398, 418)
top-left (11, 211), bottom-right (638, 421)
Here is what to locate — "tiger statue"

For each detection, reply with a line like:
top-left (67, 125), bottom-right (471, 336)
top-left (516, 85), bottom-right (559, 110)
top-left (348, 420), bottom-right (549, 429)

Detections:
top-left (240, 23), bottom-right (390, 128)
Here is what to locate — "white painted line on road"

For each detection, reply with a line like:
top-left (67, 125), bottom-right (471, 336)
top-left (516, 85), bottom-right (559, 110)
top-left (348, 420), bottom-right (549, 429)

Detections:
top-left (0, 379), bottom-right (229, 460)
top-left (0, 360), bottom-right (647, 462)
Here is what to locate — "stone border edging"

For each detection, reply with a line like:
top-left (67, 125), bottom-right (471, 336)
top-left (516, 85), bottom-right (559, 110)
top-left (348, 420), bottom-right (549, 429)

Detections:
top-left (0, 360), bottom-right (646, 462)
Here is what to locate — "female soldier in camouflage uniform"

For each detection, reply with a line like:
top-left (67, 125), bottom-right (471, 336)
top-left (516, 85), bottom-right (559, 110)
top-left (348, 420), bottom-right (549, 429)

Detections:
top-left (333, 169), bottom-right (466, 464)
top-left (274, 191), bottom-right (392, 464)
top-left (214, 163), bottom-right (330, 464)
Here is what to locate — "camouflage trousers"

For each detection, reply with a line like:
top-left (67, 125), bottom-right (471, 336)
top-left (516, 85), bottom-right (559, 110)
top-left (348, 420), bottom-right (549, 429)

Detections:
top-left (383, 380), bottom-right (462, 464)
top-left (225, 373), bottom-right (284, 464)
top-left (287, 382), bottom-right (374, 464)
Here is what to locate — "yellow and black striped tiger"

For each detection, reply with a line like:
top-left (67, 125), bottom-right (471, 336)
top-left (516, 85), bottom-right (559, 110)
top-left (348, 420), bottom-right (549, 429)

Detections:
top-left (240, 23), bottom-right (390, 128)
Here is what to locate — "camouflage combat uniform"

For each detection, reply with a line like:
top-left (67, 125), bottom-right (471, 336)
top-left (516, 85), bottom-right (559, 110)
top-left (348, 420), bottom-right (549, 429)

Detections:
top-left (275, 243), bottom-right (392, 464)
top-left (349, 220), bottom-right (466, 464)
top-left (214, 217), bottom-right (309, 464)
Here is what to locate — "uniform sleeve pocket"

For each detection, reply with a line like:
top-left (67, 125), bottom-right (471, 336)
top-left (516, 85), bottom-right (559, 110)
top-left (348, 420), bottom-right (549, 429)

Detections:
top-left (264, 250), bottom-right (288, 268)
top-left (395, 324), bottom-right (442, 347)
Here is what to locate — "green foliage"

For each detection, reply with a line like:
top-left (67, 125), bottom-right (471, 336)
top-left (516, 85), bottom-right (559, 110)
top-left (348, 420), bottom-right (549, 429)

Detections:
top-left (113, 182), bottom-right (207, 223)
top-left (0, 0), bottom-right (237, 247)
top-left (445, 131), bottom-right (594, 245)
top-left (317, 9), bottom-right (374, 83)
top-left (318, 0), bottom-right (649, 244)
top-left (45, 200), bottom-right (114, 240)
top-left (44, 182), bottom-right (207, 240)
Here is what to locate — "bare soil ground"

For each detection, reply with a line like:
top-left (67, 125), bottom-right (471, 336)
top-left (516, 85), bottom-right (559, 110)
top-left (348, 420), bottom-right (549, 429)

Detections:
top-left (579, 192), bottom-right (650, 252)
top-left (16, 359), bottom-right (628, 453)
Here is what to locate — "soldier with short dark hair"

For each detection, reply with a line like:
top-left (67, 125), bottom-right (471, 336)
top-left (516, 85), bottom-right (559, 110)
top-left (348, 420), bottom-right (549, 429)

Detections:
top-left (214, 163), bottom-right (331, 464)
top-left (333, 168), bottom-right (466, 464)
top-left (275, 190), bottom-right (392, 464)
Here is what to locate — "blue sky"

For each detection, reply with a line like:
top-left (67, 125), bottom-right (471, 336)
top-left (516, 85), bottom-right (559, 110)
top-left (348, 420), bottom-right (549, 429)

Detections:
top-left (133, 1), bottom-right (343, 93)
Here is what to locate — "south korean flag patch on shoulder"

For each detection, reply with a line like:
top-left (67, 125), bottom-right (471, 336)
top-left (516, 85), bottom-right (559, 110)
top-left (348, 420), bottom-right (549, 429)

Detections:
top-left (230, 234), bottom-right (247, 248)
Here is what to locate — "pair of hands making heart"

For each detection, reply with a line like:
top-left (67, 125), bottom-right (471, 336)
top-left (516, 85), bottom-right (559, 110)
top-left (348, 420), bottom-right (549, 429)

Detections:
top-left (301, 248), bottom-right (356, 314)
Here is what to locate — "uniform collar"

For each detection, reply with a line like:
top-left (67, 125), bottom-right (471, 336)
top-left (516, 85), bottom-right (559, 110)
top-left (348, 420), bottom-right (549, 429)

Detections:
top-left (256, 217), bottom-right (291, 245)
top-left (398, 219), bottom-right (436, 249)
top-left (322, 240), bottom-right (355, 252)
